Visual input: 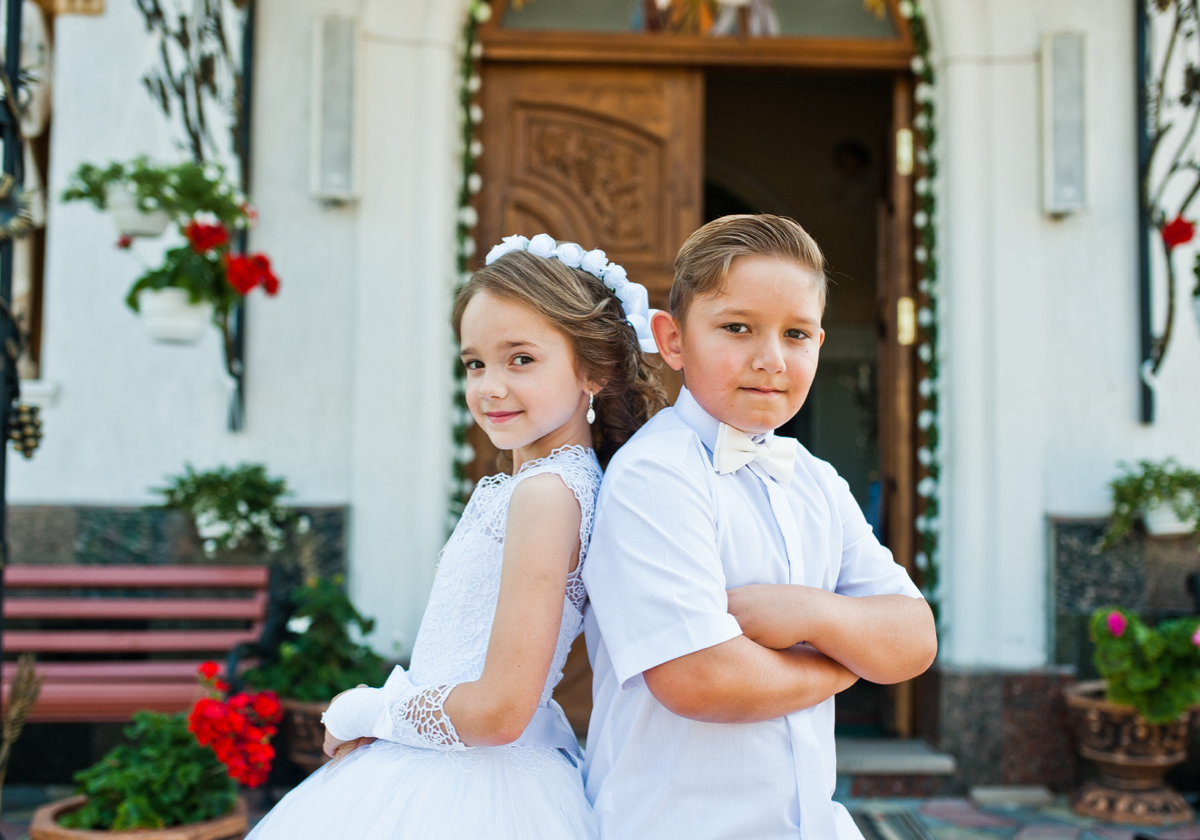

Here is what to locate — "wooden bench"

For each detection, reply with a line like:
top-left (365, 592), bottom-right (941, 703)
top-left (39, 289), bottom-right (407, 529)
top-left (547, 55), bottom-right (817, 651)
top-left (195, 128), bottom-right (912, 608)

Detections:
top-left (2, 564), bottom-right (272, 722)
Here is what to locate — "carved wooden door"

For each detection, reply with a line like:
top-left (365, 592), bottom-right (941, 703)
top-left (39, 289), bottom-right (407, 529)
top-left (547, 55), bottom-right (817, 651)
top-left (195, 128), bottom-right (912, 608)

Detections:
top-left (877, 75), bottom-right (919, 737)
top-left (477, 64), bottom-right (702, 309)
top-left (474, 64), bottom-right (702, 735)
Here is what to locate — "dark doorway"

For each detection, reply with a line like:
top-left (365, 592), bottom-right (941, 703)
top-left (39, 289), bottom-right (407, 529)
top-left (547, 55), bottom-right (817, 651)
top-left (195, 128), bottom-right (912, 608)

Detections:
top-left (704, 71), bottom-right (896, 736)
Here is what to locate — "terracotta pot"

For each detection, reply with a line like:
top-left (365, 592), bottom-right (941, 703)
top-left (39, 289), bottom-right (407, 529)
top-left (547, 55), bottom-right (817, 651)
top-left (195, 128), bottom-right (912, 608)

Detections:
top-left (137, 288), bottom-right (214, 345)
top-left (107, 186), bottom-right (170, 238)
top-left (282, 697), bottom-right (331, 774)
top-left (1064, 680), bottom-right (1194, 825)
top-left (30, 795), bottom-right (247, 840)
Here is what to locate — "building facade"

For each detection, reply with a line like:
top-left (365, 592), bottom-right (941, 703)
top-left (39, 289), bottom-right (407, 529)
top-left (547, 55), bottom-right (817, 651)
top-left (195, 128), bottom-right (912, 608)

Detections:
top-left (10, 0), bottom-right (1200, 787)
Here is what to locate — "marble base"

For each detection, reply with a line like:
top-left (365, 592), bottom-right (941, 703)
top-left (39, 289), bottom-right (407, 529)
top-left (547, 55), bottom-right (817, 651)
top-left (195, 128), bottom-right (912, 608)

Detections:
top-left (922, 666), bottom-right (1079, 792)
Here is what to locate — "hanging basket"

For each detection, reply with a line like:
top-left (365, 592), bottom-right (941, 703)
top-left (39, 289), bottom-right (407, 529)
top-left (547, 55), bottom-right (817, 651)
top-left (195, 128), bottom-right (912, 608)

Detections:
top-left (137, 288), bottom-right (213, 345)
top-left (1143, 497), bottom-right (1196, 537)
top-left (107, 185), bottom-right (170, 237)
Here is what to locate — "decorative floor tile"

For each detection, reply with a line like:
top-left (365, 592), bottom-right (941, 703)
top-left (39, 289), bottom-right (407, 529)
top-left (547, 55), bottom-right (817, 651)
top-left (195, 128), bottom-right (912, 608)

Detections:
top-left (1014, 826), bottom-right (1082, 839)
top-left (1085, 829), bottom-right (1135, 840)
top-left (928, 827), bottom-right (1012, 840)
top-left (920, 798), bottom-right (1020, 829)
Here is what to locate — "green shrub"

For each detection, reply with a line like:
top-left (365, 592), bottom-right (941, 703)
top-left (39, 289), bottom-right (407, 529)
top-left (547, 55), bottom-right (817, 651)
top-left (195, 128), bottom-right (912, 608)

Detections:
top-left (1090, 607), bottom-right (1200, 724)
top-left (61, 156), bottom-right (249, 230)
top-left (245, 575), bottom-right (389, 702)
top-left (1101, 458), bottom-right (1200, 549)
top-left (156, 463), bottom-right (298, 556)
top-left (60, 712), bottom-right (236, 830)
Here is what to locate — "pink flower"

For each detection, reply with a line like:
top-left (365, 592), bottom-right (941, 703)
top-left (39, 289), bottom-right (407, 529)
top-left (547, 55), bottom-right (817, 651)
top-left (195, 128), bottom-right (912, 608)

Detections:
top-left (1107, 611), bottom-right (1127, 637)
top-left (1192, 625), bottom-right (1200, 647)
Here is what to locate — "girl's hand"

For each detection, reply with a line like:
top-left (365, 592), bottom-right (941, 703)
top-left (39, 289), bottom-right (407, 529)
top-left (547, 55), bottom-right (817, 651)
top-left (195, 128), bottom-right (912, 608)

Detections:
top-left (323, 729), bottom-right (376, 763)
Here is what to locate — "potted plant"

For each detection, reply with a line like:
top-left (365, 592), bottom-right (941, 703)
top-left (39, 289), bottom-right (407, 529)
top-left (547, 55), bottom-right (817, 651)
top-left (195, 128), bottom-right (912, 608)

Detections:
top-left (63, 158), bottom-right (277, 347)
top-left (30, 664), bottom-right (282, 840)
top-left (1100, 458), bottom-right (1200, 547)
top-left (126, 216), bottom-right (278, 346)
top-left (62, 157), bottom-right (250, 237)
top-left (156, 463), bottom-right (301, 557)
top-left (1064, 608), bottom-right (1200, 825)
top-left (242, 575), bottom-right (389, 773)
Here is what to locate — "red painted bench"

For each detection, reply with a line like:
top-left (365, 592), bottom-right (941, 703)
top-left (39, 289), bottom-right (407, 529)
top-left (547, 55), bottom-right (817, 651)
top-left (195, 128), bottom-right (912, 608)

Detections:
top-left (2, 564), bottom-right (270, 722)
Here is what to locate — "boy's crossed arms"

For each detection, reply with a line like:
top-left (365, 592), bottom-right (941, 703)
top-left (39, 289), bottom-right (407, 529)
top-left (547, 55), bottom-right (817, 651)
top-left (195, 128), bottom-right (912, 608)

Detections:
top-left (645, 584), bottom-right (936, 723)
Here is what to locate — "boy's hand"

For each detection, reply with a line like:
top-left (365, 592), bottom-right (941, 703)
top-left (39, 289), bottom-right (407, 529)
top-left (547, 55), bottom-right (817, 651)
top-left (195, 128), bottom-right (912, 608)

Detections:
top-left (727, 584), bottom-right (812, 650)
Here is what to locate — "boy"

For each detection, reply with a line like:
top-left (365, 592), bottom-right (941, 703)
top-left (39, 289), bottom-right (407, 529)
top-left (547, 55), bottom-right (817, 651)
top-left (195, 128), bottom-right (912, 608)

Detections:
top-left (582, 215), bottom-right (937, 840)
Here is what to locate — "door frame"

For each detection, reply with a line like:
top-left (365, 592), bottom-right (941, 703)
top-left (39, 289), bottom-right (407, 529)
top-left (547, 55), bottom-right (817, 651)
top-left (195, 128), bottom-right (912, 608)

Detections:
top-left (478, 4), bottom-right (922, 737)
top-left (480, 0), bottom-right (915, 70)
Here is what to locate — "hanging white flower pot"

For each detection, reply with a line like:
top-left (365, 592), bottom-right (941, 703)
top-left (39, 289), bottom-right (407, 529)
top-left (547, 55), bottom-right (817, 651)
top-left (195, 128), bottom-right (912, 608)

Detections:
top-left (137, 288), bottom-right (213, 345)
top-left (107, 185), bottom-right (170, 237)
top-left (1142, 497), bottom-right (1195, 537)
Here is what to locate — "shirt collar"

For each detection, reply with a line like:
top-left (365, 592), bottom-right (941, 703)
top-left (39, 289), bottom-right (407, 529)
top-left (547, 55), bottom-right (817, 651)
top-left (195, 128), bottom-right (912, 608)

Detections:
top-left (675, 387), bottom-right (778, 456)
top-left (673, 387), bottom-right (722, 454)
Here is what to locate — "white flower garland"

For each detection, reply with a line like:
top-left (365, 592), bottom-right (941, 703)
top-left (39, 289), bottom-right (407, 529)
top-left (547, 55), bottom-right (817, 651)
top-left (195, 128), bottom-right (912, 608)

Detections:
top-left (448, 1), bottom-right (491, 528)
top-left (485, 233), bottom-right (659, 354)
top-left (903, 0), bottom-right (942, 614)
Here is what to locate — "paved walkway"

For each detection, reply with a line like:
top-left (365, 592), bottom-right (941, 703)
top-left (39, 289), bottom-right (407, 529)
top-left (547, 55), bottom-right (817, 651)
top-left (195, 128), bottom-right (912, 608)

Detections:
top-left (845, 796), bottom-right (1200, 840)
top-left (2, 786), bottom-right (1196, 839)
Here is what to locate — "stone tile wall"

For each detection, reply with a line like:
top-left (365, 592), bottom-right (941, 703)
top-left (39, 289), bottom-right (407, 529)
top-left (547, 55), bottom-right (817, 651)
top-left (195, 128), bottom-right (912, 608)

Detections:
top-left (1050, 517), bottom-right (1200, 794)
top-left (6, 504), bottom-right (348, 584)
top-left (917, 519), bottom-right (1200, 795)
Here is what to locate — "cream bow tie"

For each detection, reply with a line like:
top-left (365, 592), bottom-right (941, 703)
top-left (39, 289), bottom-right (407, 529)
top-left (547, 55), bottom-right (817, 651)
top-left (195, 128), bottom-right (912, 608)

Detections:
top-left (711, 423), bottom-right (797, 484)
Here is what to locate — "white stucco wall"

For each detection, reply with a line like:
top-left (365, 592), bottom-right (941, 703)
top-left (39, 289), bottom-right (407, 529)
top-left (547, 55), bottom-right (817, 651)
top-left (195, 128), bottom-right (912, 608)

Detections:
top-left (934, 0), bottom-right (1200, 669)
top-left (12, 0), bottom-right (1199, 670)
top-left (10, 0), bottom-right (464, 658)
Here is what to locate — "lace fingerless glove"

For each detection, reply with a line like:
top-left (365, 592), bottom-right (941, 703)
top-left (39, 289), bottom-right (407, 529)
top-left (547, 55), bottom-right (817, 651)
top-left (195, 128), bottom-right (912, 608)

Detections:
top-left (321, 666), bottom-right (466, 752)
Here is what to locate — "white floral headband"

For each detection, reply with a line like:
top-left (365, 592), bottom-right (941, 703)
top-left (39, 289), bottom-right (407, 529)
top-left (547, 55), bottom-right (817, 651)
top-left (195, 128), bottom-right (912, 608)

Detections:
top-left (484, 233), bottom-right (660, 354)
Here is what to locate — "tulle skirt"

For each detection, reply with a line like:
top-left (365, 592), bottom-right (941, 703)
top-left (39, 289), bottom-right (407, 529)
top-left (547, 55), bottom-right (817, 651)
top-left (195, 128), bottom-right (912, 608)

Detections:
top-left (246, 739), bottom-right (598, 840)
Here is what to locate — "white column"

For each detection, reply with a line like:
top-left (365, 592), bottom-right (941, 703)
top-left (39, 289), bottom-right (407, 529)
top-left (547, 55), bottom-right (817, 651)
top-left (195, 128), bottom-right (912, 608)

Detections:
top-left (349, 0), bottom-right (470, 658)
top-left (934, 0), bottom-right (1048, 669)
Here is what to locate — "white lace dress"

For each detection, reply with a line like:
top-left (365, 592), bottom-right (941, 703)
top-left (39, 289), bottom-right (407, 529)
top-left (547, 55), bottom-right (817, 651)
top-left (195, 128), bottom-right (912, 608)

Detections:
top-left (247, 446), bottom-right (601, 840)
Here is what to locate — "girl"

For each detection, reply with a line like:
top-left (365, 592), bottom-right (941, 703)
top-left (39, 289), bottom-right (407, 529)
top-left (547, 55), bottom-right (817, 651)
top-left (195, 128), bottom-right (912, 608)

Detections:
top-left (245, 234), bottom-right (666, 840)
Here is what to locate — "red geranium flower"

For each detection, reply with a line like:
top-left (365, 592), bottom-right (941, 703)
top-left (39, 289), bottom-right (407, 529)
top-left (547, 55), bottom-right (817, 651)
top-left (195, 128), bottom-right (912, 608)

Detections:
top-left (1162, 216), bottom-right (1195, 250)
top-left (225, 253), bottom-right (279, 297)
top-left (187, 668), bottom-right (281, 788)
top-left (225, 254), bottom-right (257, 294)
top-left (185, 220), bottom-right (230, 254)
top-left (115, 235), bottom-right (133, 250)
top-left (253, 692), bottom-right (282, 722)
top-left (261, 262), bottom-right (280, 296)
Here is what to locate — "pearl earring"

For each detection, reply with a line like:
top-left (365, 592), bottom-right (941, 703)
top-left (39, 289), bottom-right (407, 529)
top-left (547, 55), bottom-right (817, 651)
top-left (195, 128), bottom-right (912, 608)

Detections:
top-left (586, 392), bottom-right (595, 425)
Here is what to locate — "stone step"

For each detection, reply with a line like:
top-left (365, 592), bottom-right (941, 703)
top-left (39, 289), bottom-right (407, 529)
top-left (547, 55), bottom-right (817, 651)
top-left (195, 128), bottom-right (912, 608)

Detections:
top-left (837, 738), bottom-right (957, 776)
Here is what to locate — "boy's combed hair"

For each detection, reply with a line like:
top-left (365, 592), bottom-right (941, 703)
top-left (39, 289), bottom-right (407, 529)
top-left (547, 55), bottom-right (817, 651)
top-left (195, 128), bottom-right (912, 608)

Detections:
top-left (671, 214), bottom-right (828, 322)
top-left (452, 249), bottom-right (668, 469)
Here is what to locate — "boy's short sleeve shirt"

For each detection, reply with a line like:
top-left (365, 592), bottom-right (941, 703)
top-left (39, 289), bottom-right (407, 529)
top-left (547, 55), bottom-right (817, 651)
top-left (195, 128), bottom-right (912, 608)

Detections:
top-left (582, 388), bottom-right (922, 840)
